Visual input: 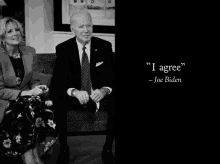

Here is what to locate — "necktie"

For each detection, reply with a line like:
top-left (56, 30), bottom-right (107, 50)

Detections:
top-left (81, 46), bottom-right (92, 95)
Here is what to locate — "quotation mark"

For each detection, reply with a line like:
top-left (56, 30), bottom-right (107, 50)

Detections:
top-left (146, 62), bottom-right (185, 66)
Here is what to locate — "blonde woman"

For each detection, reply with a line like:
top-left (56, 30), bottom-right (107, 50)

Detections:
top-left (0, 17), bottom-right (59, 164)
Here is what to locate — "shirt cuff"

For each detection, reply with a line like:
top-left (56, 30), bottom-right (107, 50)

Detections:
top-left (67, 88), bottom-right (76, 96)
top-left (102, 87), bottom-right (112, 94)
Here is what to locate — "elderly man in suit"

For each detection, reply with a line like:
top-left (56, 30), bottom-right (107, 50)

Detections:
top-left (49, 10), bottom-right (115, 163)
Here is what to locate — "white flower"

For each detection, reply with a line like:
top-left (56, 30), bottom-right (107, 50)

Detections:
top-left (13, 152), bottom-right (18, 155)
top-left (17, 113), bottom-right (22, 118)
top-left (5, 133), bottom-right (9, 138)
top-left (31, 111), bottom-right (35, 117)
top-left (47, 119), bottom-right (56, 129)
top-left (35, 117), bottom-right (45, 127)
top-left (45, 109), bottom-right (53, 113)
top-left (6, 109), bottom-right (12, 114)
top-left (45, 100), bottom-right (53, 107)
top-left (3, 139), bottom-right (12, 148)
top-left (6, 151), bottom-right (13, 156)
top-left (29, 105), bottom-right (33, 110)
top-left (15, 134), bottom-right (22, 144)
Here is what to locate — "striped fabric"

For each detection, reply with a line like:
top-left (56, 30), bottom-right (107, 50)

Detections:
top-left (81, 46), bottom-right (92, 95)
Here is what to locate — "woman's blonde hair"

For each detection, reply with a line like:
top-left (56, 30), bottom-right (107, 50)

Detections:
top-left (0, 17), bottom-right (24, 43)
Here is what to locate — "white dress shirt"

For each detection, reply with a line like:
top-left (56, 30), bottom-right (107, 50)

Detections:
top-left (76, 38), bottom-right (91, 64)
top-left (67, 38), bottom-right (112, 110)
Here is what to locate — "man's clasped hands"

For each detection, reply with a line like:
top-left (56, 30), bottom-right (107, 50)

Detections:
top-left (71, 88), bottom-right (108, 105)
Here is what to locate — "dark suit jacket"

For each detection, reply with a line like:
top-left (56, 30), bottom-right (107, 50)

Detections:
top-left (50, 36), bottom-right (115, 112)
top-left (0, 45), bottom-right (41, 123)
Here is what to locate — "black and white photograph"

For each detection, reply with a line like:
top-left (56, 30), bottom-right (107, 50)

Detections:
top-left (0, 0), bottom-right (115, 163)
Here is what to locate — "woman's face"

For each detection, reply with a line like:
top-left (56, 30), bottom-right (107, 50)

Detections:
top-left (4, 22), bottom-right (22, 46)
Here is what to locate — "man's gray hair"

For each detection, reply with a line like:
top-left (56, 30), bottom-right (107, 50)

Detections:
top-left (69, 10), bottom-right (92, 25)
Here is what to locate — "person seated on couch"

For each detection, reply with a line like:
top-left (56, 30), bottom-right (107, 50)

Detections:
top-left (49, 10), bottom-right (115, 163)
top-left (0, 17), bottom-right (59, 164)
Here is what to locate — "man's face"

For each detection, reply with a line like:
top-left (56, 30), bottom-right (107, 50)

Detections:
top-left (71, 14), bottom-right (93, 44)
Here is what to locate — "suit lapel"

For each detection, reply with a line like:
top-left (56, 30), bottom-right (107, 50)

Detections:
top-left (0, 51), bottom-right (17, 86)
top-left (19, 46), bottom-right (32, 88)
top-left (90, 38), bottom-right (98, 76)
top-left (0, 45), bottom-right (32, 89)
top-left (68, 38), bottom-right (81, 88)
top-left (70, 38), bottom-right (81, 74)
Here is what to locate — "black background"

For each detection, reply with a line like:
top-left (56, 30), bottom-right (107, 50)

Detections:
top-left (1, 0), bottom-right (25, 30)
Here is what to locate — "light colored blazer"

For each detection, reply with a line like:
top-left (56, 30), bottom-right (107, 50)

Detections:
top-left (0, 45), bottom-right (41, 123)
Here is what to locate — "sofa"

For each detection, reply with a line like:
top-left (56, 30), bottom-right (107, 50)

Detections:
top-left (35, 53), bottom-right (114, 135)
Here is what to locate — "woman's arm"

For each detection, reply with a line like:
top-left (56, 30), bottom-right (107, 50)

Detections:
top-left (0, 62), bottom-right (22, 100)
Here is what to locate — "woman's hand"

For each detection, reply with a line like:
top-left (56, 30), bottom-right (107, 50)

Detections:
top-left (21, 85), bottom-right (47, 96)
top-left (38, 85), bottom-right (49, 93)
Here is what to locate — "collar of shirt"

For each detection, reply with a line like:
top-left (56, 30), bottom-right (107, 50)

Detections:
top-left (76, 38), bottom-right (91, 64)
